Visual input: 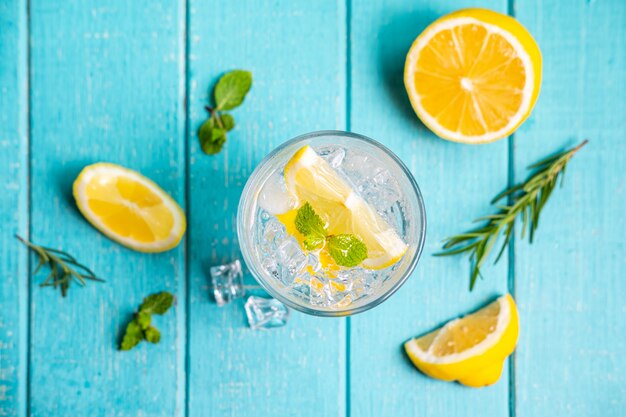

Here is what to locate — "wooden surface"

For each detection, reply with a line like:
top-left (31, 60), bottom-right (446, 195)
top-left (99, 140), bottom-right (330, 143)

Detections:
top-left (0, 0), bottom-right (624, 416)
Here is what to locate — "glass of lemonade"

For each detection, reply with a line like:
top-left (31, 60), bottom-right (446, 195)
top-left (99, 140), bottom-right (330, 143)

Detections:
top-left (237, 131), bottom-right (426, 316)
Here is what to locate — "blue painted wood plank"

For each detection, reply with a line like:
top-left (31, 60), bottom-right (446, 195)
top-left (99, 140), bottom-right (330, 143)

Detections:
top-left (27, 1), bottom-right (186, 415)
top-left (513, 1), bottom-right (626, 416)
top-left (0, 1), bottom-right (28, 416)
top-left (186, 1), bottom-right (347, 416)
top-left (348, 1), bottom-right (513, 416)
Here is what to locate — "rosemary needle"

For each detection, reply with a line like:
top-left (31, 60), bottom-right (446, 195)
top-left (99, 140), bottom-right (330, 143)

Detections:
top-left (435, 140), bottom-right (588, 290)
top-left (16, 235), bottom-right (104, 297)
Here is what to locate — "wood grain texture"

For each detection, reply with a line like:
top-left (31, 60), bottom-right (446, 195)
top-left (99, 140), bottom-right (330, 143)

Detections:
top-left (347, 1), bottom-right (512, 416)
top-left (27, 0), bottom-right (186, 415)
top-left (186, 1), bottom-right (347, 416)
top-left (0, 1), bottom-right (28, 416)
top-left (1, 0), bottom-right (625, 416)
top-left (513, 1), bottom-right (626, 416)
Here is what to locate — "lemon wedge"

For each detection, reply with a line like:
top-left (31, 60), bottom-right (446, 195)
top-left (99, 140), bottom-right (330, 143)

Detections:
top-left (283, 145), bottom-right (407, 270)
top-left (73, 163), bottom-right (186, 252)
top-left (404, 8), bottom-right (542, 144)
top-left (404, 294), bottom-right (519, 387)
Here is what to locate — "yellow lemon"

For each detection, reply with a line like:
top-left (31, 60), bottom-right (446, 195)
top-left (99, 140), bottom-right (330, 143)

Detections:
top-left (404, 294), bottom-right (519, 387)
top-left (73, 163), bottom-right (186, 252)
top-left (282, 146), bottom-right (407, 270)
top-left (404, 8), bottom-right (542, 144)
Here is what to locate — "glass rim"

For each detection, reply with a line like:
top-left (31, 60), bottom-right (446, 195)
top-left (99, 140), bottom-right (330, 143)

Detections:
top-left (237, 130), bottom-right (427, 317)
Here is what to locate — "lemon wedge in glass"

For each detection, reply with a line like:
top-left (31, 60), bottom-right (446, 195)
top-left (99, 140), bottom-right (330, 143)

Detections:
top-left (282, 145), bottom-right (407, 270)
top-left (73, 163), bottom-right (186, 252)
top-left (404, 294), bottom-right (519, 387)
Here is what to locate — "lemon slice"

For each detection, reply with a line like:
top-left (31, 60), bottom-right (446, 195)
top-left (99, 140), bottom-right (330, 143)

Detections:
top-left (404, 8), bottom-right (542, 144)
top-left (73, 163), bottom-right (186, 252)
top-left (404, 294), bottom-right (519, 387)
top-left (283, 145), bottom-right (407, 270)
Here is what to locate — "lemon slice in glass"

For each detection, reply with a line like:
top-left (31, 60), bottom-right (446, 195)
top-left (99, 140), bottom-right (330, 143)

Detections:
top-left (283, 145), bottom-right (407, 270)
top-left (404, 294), bottom-right (519, 387)
top-left (73, 163), bottom-right (186, 252)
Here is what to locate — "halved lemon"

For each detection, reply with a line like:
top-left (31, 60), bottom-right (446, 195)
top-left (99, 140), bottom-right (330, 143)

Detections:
top-left (73, 163), bottom-right (186, 252)
top-left (405, 8), bottom-right (542, 144)
top-left (282, 145), bottom-right (407, 270)
top-left (404, 294), bottom-right (519, 387)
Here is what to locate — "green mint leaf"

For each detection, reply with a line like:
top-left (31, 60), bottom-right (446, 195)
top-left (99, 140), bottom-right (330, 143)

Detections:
top-left (214, 70), bottom-right (252, 110)
top-left (120, 320), bottom-right (144, 351)
top-left (327, 234), bottom-right (368, 267)
top-left (219, 113), bottom-right (235, 131)
top-left (208, 113), bottom-right (235, 132)
top-left (199, 121), bottom-right (227, 155)
top-left (137, 311), bottom-right (151, 330)
top-left (295, 202), bottom-right (326, 237)
top-left (304, 235), bottom-right (325, 251)
top-left (144, 326), bottom-right (161, 344)
top-left (139, 291), bottom-right (175, 315)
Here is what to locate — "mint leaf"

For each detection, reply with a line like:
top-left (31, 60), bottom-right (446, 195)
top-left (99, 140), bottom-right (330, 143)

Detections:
top-left (144, 326), bottom-right (161, 344)
top-left (137, 311), bottom-right (151, 330)
top-left (199, 120), bottom-right (227, 155)
top-left (219, 113), bottom-right (235, 131)
top-left (295, 202), bottom-right (326, 237)
top-left (304, 235), bottom-right (325, 251)
top-left (214, 70), bottom-right (252, 110)
top-left (119, 291), bottom-right (175, 351)
top-left (120, 320), bottom-right (144, 351)
top-left (140, 291), bottom-right (175, 315)
top-left (327, 234), bottom-right (368, 267)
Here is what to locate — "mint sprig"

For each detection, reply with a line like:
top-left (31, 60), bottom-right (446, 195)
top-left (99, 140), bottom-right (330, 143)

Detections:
top-left (294, 202), bottom-right (368, 267)
top-left (120, 291), bottom-right (174, 351)
top-left (327, 235), bottom-right (368, 268)
top-left (198, 70), bottom-right (252, 155)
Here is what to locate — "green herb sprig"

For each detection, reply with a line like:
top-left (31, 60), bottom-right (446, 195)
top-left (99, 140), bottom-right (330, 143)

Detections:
top-left (16, 235), bottom-right (104, 297)
top-left (295, 202), bottom-right (368, 267)
top-left (198, 70), bottom-right (252, 155)
top-left (120, 292), bottom-right (175, 351)
top-left (435, 140), bottom-right (588, 290)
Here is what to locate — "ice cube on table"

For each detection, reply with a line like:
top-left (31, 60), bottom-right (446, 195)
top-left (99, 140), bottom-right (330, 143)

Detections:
top-left (245, 296), bottom-right (290, 330)
top-left (210, 260), bottom-right (245, 306)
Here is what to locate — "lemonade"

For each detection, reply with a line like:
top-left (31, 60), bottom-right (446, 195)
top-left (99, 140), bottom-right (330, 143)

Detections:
top-left (237, 131), bottom-right (426, 316)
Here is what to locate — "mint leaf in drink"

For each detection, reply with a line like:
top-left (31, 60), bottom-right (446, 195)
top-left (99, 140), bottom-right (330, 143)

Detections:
top-left (144, 326), bottom-right (161, 344)
top-left (140, 291), bottom-right (175, 315)
top-left (295, 202), bottom-right (326, 237)
top-left (219, 113), bottom-right (235, 131)
top-left (120, 320), bottom-right (144, 351)
top-left (304, 235), bottom-right (325, 251)
top-left (214, 70), bottom-right (253, 110)
top-left (327, 234), bottom-right (368, 267)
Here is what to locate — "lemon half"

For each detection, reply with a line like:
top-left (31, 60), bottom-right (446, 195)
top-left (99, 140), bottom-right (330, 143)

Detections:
top-left (73, 163), bottom-right (186, 252)
top-left (405, 8), bottom-right (542, 144)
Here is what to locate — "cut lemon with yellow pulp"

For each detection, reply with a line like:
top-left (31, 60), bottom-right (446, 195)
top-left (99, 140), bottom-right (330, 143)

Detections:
top-left (73, 163), bottom-right (186, 252)
top-left (404, 294), bottom-right (519, 387)
top-left (405, 8), bottom-right (542, 144)
top-left (282, 145), bottom-right (407, 270)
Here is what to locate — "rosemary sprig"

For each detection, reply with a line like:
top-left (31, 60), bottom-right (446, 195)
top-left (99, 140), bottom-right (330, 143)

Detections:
top-left (16, 235), bottom-right (104, 297)
top-left (435, 140), bottom-right (588, 290)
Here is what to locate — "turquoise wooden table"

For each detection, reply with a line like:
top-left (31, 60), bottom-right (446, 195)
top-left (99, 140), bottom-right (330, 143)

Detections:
top-left (1, 0), bottom-right (624, 416)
